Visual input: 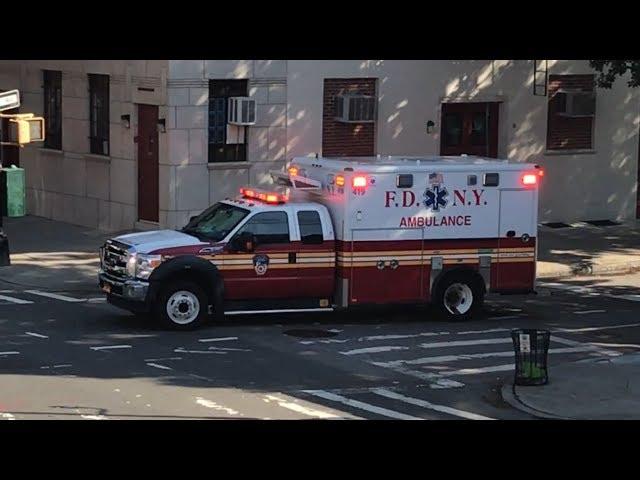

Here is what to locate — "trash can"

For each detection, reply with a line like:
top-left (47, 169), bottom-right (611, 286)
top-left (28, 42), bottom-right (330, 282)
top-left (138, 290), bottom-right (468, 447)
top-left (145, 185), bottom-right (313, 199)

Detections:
top-left (511, 329), bottom-right (551, 386)
top-left (1, 165), bottom-right (26, 218)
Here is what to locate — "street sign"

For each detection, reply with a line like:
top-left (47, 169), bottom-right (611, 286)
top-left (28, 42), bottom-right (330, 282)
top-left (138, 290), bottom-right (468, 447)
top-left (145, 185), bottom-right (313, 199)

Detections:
top-left (0, 90), bottom-right (20, 112)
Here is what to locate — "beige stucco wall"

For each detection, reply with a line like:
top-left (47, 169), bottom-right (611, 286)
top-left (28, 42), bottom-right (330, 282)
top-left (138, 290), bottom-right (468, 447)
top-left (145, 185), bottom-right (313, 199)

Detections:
top-left (287, 60), bottom-right (640, 223)
top-left (1, 59), bottom-right (638, 231)
top-left (0, 60), bottom-right (169, 231)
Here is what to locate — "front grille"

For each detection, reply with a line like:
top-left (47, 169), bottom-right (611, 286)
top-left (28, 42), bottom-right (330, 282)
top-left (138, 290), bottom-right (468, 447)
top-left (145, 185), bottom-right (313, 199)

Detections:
top-left (101, 240), bottom-right (130, 280)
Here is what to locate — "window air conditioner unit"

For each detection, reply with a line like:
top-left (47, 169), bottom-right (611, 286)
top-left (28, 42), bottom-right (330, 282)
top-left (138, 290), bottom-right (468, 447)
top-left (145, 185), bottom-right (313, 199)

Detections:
top-left (334, 94), bottom-right (376, 123)
top-left (228, 97), bottom-right (256, 125)
top-left (555, 90), bottom-right (596, 117)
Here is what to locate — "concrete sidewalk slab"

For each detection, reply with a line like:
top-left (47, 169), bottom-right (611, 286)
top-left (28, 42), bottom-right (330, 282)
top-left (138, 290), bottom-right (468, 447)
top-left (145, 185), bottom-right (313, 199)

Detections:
top-left (503, 354), bottom-right (640, 420)
top-left (537, 221), bottom-right (640, 279)
top-left (0, 215), bottom-right (135, 292)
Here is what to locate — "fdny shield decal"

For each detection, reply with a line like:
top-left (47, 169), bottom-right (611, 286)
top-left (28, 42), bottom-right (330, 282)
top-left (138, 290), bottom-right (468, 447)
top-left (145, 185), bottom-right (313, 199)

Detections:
top-left (253, 254), bottom-right (270, 276)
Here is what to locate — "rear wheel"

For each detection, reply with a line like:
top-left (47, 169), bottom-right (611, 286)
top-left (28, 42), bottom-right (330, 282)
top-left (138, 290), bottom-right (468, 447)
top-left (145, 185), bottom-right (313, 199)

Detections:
top-left (434, 272), bottom-right (484, 321)
top-left (156, 280), bottom-right (208, 330)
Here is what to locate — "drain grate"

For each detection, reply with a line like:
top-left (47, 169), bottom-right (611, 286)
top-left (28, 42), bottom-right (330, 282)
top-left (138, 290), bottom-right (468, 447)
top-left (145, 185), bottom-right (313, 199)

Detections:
top-left (584, 219), bottom-right (620, 227)
top-left (283, 329), bottom-right (338, 339)
top-left (542, 222), bottom-right (571, 229)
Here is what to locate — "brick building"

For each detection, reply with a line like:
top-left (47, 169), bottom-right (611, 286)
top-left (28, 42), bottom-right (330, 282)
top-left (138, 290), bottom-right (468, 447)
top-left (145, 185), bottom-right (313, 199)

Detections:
top-left (0, 60), bottom-right (638, 231)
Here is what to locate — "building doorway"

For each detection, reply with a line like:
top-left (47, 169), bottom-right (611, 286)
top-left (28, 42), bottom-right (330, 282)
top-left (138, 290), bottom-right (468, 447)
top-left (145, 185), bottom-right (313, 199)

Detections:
top-left (440, 102), bottom-right (499, 158)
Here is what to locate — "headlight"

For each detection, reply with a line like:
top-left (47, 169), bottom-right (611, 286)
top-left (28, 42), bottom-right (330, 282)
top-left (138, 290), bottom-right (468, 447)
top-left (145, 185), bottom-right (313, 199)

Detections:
top-left (135, 254), bottom-right (163, 280)
top-left (126, 252), bottom-right (137, 277)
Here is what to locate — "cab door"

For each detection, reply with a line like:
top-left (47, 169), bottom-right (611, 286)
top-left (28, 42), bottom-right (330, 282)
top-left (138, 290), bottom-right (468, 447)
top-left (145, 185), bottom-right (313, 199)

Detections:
top-left (223, 210), bottom-right (298, 299)
top-left (292, 207), bottom-right (335, 299)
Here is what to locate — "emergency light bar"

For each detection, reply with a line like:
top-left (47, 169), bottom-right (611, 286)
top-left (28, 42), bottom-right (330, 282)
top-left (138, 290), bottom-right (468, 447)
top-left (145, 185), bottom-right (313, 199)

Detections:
top-left (240, 187), bottom-right (288, 204)
top-left (521, 169), bottom-right (544, 187)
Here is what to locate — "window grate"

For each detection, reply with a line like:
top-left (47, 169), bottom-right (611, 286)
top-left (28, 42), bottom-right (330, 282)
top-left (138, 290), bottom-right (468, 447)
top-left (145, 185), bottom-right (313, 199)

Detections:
top-left (208, 80), bottom-right (248, 163)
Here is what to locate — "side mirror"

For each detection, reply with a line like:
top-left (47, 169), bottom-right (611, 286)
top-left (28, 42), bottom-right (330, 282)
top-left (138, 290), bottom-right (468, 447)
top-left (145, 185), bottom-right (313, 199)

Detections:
top-left (231, 232), bottom-right (257, 252)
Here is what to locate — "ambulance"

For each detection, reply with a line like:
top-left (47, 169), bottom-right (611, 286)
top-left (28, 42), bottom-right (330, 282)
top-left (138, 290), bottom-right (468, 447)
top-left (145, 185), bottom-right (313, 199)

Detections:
top-left (98, 155), bottom-right (542, 329)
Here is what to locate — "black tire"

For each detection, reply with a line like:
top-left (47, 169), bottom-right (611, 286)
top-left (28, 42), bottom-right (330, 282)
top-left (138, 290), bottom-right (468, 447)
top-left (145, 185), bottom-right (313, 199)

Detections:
top-left (155, 280), bottom-right (209, 330)
top-left (433, 271), bottom-right (484, 322)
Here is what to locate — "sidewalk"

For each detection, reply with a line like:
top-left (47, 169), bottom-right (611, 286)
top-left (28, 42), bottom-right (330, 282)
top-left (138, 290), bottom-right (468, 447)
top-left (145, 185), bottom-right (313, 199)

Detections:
top-left (503, 354), bottom-right (640, 420)
top-left (0, 215), bottom-right (134, 292)
top-left (1, 215), bottom-right (639, 291)
top-left (537, 220), bottom-right (640, 279)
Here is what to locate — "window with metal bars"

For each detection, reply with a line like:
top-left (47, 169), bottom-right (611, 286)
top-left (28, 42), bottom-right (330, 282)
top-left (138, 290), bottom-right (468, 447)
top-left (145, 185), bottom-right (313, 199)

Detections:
top-left (208, 79), bottom-right (248, 162)
top-left (88, 74), bottom-right (110, 156)
top-left (43, 70), bottom-right (62, 150)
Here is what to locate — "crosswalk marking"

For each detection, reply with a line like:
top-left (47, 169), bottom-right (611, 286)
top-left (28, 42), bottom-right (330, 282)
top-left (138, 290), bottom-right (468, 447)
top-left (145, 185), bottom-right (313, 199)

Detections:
top-left (303, 390), bottom-right (423, 420)
top-left (24, 290), bottom-right (86, 303)
top-left (419, 338), bottom-right (512, 349)
top-left (340, 346), bottom-right (410, 355)
top-left (374, 346), bottom-right (597, 368)
top-left (0, 294), bottom-right (33, 305)
top-left (264, 394), bottom-right (353, 419)
top-left (371, 388), bottom-right (495, 420)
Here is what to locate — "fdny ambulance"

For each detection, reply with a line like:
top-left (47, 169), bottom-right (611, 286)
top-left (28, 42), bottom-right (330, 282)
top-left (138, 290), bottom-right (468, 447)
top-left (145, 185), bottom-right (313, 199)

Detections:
top-left (98, 155), bottom-right (542, 329)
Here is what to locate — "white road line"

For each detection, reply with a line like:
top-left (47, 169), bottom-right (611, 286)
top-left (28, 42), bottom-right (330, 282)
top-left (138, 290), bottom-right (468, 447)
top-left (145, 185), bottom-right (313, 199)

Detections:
top-left (551, 335), bottom-right (622, 357)
top-left (144, 356), bottom-right (183, 362)
top-left (195, 397), bottom-right (240, 416)
top-left (0, 351), bottom-right (20, 356)
top-left (458, 327), bottom-right (512, 335)
top-left (87, 297), bottom-right (106, 303)
top-left (25, 331), bottom-right (49, 339)
top-left (90, 345), bottom-right (132, 351)
top-left (300, 339), bottom-right (349, 345)
top-left (146, 363), bottom-right (172, 370)
top-left (371, 388), bottom-right (495, 420)
top-left (303, 390), bottom-right (422, 420)
top-left (174, 348), bottom-right (226, 354)
top-left (53, 364), bottom-right (72, 368)
top-left (615, 294), bottom-right (640, 302)
top-left (419, 338), bottom-right (512, 349)
top-left (340, 346), bottom-right (410, 355)
top-left (207, 347), bottom-right (251, 352)
top-left (374, 346), bottom-right (597, 368)
top-left (1, 413), bottom-right (16, 420)
top-left (554, 322), bottom-right (640, 333)
top-left (0, 294), bottom-right (33, 305)
top-left (264, 394), bottom-right (348, 419)
top-left (357, 332), bottom-right (450, 342)
top-left (80, 415), bottom-right (108, 420)
top-left (198, 336), bottom-right (239, 343)
top-left (24, 290), bottom-right (86, 302)
top-left (438, 364), bottom-right (515, 377)
top-left (573, 310), bottom-right (606, 315)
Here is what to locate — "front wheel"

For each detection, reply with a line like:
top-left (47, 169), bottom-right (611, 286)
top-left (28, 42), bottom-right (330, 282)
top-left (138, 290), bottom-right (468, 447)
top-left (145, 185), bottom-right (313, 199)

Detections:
top-left (434, 272), bottom-right (484, 321)
top-left (155, 280), bottom-right (208, 330)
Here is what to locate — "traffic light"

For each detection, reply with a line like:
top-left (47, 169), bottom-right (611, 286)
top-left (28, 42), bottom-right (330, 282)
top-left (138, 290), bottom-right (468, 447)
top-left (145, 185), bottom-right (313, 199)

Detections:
top-left (7, 115), bottom-right (45, 145)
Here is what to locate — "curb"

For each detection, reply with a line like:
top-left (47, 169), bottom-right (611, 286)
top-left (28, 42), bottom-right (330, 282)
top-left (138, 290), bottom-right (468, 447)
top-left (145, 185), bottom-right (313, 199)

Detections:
top-left (500, 384), bottom-right (572, 420)
top-left (537, 261), bottom-right (640, 280)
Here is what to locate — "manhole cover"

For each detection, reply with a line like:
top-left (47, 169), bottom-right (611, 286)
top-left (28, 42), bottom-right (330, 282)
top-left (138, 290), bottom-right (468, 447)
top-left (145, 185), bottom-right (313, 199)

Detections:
top-left (284, 329), bottom-right (338, 339)
top-left (585, 219), bottom-right (620, 227)
top-left (542, 222), bottom-right (571, 229)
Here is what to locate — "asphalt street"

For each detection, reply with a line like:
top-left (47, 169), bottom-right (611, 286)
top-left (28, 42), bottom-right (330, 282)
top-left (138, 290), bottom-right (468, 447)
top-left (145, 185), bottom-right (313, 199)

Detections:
top-left (1, 273), bottom-right (639, 420)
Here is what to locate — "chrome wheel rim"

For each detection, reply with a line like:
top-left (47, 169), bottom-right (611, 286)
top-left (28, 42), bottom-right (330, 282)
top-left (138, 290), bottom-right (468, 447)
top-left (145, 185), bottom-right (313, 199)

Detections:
top-left (166, 290), bottom-right (200, 325)
top-left (444, 283), bottom-right (473, 315)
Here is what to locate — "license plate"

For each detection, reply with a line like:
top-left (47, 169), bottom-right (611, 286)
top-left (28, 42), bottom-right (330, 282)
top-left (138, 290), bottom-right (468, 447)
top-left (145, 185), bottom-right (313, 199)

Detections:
top-left (102, 283), bottom-right (111, 294)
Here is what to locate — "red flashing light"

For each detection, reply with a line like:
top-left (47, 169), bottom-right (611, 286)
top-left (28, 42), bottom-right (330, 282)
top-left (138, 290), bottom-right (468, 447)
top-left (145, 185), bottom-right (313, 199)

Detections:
top-left (521, 173), bottom-right (538, 186)
top-left (240, 187), bottom-right (287, 204)
top-left (353, 176), bottom-right (367, 188)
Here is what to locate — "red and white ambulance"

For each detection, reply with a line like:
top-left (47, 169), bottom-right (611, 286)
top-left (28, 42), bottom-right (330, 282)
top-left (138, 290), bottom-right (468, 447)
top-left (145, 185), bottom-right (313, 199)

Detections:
top-left (99, 155), bottom-right (542, 329)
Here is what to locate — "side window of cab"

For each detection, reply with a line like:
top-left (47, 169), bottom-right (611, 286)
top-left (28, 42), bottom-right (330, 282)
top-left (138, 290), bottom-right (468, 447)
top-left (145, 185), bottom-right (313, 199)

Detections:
top-left (235, 211), bottom-right (290, 244)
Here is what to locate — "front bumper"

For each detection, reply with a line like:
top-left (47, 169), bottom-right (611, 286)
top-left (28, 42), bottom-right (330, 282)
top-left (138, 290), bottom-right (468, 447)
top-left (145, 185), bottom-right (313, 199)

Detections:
top-left (98, 270), bottom-right (152, 313)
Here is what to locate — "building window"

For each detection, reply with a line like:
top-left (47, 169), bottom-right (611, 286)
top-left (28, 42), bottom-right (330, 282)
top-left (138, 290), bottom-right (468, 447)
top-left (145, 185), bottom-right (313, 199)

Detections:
top-left (43, 70), bottom-right (62, 150)
top-left (208, 79), bottom-right (248, 162)
top-left (322, 78), bottom-right (377, 157)
top-left (88, 74), bottom-right (110, 156)
top-left (546, 74), bottom-right (595, 151)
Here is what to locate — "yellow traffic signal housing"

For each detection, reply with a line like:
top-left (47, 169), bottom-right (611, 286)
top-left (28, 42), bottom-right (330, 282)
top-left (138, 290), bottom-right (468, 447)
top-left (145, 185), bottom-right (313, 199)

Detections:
top-left (7, 116), bottom-right (45, 144)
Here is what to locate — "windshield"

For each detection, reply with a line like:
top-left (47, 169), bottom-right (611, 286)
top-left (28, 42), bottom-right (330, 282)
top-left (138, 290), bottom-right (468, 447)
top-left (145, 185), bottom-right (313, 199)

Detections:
top-left (181, 202), bottom-right (250, 242)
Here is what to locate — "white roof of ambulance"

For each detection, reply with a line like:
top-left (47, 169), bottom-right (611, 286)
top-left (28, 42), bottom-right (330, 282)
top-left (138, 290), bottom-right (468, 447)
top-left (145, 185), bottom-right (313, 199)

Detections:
top-left (293, 155), bottom-right (536, 173)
